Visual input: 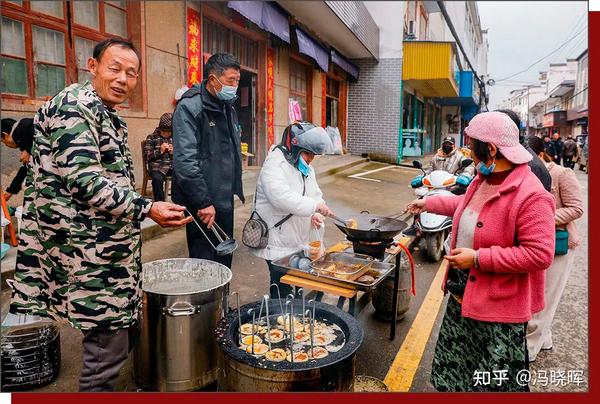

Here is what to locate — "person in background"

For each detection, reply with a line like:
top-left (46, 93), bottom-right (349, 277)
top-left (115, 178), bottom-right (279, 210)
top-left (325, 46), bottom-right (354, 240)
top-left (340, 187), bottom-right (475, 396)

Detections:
top-left (544, 134), bottom-right (555, 159)
top-left (551, 132), bottom-right (564, 166)
top-left (252, 122), bottom-right (334, 297)
top-left (172, 52), bottom-right (244, 269)
top-left (144, 113), bottom-right (174, 201)
top-left (9, 38), bottom-right (191, 392)
top-left (496, 109), bottom-right (552, 192)
top-left (1, 118), bottom-right (34, 201)
top-left (526, 136), bottom-right (584, 362)
top-left (406, 112), bottom-right (555, 392)
top-left (562, 134), bottom-right (578, 169)
top-left (426, 136), bottom-right (475, 179)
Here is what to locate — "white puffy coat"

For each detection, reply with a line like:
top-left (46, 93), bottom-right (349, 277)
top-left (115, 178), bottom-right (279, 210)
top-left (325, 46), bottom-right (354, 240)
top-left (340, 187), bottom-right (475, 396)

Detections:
top-left (251, 147), bottom-right (325, 261)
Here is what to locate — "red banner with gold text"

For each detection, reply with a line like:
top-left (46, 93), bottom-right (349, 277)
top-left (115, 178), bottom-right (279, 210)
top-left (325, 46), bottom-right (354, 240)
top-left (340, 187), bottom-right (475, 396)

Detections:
top-left (267, 48), bottom-right (275, 146)
top-left (187, 8), bottom-right (201, 87)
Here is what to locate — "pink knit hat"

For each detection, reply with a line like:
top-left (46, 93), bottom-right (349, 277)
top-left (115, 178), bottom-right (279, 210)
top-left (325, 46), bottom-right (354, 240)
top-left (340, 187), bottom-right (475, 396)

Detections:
top-left (464, 111), bottom-right (532, 164)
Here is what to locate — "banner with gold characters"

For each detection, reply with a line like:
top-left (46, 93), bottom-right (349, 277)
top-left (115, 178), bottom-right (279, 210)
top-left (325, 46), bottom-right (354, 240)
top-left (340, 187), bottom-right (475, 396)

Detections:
top-left (267, 48), bottom-right (275, 146)
top-left (187, 8), bottom-right (201, 86)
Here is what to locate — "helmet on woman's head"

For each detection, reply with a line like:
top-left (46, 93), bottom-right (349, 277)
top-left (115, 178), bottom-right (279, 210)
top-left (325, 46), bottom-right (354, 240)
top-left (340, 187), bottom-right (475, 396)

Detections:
top-left (279, 121), bottom-right (332, 164)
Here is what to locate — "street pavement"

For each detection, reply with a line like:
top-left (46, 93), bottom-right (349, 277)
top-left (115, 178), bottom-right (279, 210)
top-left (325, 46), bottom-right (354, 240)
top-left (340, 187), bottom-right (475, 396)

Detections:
top-left (0, 162), bottom-right (589, 392)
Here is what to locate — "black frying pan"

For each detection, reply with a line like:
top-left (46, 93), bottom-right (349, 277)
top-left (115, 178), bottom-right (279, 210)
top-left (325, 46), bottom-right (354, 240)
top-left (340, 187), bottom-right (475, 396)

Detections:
top-left (333, 211), bottom-right (409, 242)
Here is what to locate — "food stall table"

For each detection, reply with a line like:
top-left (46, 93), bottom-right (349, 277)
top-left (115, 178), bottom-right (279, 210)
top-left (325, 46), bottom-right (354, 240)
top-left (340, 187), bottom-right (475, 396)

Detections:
top-left (279, 235), bottom-right (414, 340)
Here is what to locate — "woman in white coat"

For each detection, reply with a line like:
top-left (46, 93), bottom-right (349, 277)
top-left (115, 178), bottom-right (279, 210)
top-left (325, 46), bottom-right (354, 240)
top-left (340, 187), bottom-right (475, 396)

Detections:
top-left (252, 122), bottom-right (334, 297)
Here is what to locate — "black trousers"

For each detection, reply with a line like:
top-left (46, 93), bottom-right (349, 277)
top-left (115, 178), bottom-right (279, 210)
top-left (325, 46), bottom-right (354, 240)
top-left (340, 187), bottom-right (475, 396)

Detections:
top-left (150, 170), bottom-right (170, 201)
top-left (79, 325), bottom-right (140, 392)
top-left (186, 207), bottom-right (234, 268)
top-left (266, 260), bottom-right (294, 298)
top-left (563, 155), bottom-right (575, 169)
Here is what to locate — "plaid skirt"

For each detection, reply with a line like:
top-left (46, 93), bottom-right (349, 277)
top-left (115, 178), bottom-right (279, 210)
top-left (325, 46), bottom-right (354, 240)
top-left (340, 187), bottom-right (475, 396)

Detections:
top-left (431, 296), bottom-right (530, 392)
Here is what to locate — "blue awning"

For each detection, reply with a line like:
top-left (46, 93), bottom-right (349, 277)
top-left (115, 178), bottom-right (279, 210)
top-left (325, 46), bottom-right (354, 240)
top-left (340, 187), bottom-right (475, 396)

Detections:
top-left (331, 49), bottom-right (359, 80)
top-left (295, 27), bottom-right (329, 72)
top-left (228, 1), bottom-right (290, 43)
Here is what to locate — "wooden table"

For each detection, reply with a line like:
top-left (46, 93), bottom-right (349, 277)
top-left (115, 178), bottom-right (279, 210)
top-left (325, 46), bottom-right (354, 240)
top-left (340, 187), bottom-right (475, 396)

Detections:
top-left (281, 235), bottom-right (413, 340)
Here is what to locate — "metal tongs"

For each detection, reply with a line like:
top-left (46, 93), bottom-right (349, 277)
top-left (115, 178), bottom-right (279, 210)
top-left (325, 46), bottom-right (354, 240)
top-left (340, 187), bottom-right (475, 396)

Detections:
top-left (370, 211), bottom-right (413, 229)
top-left (185, 208), bottom-right (238, 255)
top-left (329, 214), bottom-right (357, 228)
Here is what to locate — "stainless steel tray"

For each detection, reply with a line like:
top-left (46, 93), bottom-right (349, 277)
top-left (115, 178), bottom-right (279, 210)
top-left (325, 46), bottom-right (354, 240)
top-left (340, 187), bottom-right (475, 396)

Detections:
top-left (310, 252), bottom-right (374, 280)
top-left (271, 251), bottom-right (396, 292)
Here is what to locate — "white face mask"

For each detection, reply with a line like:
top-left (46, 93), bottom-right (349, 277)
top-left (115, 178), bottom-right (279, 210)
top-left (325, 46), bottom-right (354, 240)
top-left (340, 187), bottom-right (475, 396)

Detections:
top-left (212, 75), bottom-right (238, 101)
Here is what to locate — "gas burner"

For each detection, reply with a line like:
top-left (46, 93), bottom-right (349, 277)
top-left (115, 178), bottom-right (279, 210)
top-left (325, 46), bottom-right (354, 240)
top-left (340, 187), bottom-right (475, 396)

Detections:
top-left (346, 237), bottom-right (393, 260)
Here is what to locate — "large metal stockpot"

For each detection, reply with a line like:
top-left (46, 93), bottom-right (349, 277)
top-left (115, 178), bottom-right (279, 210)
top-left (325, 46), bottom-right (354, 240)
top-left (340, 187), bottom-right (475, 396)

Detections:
top-left (133, 258), bottom-right (232, 392)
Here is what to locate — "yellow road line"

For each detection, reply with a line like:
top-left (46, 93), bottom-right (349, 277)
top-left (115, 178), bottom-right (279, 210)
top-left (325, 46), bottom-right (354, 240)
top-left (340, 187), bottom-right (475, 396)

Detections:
top-left (383, 259), bottom-right (448, 392)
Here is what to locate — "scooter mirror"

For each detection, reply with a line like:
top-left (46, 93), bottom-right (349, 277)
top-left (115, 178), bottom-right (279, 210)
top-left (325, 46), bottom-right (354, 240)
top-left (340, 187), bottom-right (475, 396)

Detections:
top-left (412, 160), bottom-right (423, 169)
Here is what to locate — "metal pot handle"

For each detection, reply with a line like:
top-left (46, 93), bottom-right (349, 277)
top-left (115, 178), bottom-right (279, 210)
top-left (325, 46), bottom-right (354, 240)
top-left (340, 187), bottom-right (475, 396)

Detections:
top-left (164, 301), bottom-right (198, 317)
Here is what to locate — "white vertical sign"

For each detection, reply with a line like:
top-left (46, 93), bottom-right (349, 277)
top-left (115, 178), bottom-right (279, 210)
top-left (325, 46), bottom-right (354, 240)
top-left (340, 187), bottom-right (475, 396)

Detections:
top-left (591, 0), bottom-right (600, 11)
top-left (0, 393), bottom-right (11, 404)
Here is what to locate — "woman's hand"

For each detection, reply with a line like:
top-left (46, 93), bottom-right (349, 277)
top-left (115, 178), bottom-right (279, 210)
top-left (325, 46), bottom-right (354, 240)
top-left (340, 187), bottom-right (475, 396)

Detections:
top-left (315, 202), bottom-right (333, 218)
top-left (311, 213), bottom-right (324, 229)
top-left (444, 248), bottom-right (476, 270)
top-left (405, 199), bottom-right (426, 215)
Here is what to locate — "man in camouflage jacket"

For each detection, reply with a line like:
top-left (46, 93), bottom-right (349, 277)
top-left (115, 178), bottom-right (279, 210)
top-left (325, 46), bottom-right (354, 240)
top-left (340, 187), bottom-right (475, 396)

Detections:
top-left (9, 39), bottom-right (190, 391)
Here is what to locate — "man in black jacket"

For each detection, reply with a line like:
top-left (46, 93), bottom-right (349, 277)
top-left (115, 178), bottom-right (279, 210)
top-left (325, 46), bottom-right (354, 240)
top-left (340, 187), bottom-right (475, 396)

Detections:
top-left (562, 134), bottom-right (578, 169)
top-left (551, 132), bottom-right (564, 166)
top-left (1, 118), bottom-right (34, 201)
top-left (496, 110), bottom-right (552, 192)
top-left (172, 53), bottom-right (245, 268)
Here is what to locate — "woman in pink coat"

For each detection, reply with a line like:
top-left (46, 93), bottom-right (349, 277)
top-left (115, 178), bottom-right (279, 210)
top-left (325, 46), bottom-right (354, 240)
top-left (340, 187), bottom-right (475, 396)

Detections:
top-left (526, 136), bottom-right (584, 362)
top-left (406, 112), bottom-right (556, 391)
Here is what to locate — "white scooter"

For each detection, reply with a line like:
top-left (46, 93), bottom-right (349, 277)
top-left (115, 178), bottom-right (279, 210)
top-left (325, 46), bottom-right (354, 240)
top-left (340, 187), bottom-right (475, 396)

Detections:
top-left (410, 159), bottom-right (472, 262)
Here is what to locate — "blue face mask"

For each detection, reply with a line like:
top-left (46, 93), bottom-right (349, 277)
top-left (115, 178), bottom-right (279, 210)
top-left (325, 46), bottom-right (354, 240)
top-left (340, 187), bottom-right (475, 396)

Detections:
top-left (213, 76), bottom-right (238, 101)
top-left (298, 155), bottom-right (310, 177)
top-left (476, 158), bottom-right (496, 176)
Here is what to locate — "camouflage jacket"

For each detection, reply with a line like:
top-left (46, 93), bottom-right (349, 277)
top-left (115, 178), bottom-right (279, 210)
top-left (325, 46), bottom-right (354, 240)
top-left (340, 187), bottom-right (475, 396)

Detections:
top-left (9, 82), bottom-right (153, 330)
top-left (144, 130), bottom-right (173, 175)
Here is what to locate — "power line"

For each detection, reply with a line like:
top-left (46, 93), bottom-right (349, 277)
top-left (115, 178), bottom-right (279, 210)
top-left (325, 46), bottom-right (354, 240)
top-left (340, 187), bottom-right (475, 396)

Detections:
top-left (496, 25), bottom-right (587, 82)
top-left (555, 21), bottom-right (588, 61)
top-left (561, 31), bottom-right (587, 60)
top-left (535, 10), bottom-right (586, 64)
top-left (562, 10), bottom-right (587, 42)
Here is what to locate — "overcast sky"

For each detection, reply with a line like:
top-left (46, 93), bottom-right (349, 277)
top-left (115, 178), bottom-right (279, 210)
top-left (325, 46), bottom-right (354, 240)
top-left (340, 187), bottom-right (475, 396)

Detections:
top-left (477, 1), bottom-right (588, 109)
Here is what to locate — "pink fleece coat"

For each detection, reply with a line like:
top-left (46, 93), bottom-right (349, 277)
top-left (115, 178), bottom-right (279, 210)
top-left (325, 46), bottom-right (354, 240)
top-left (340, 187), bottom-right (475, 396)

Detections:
top-left (426, 164), bottom-right (556, 323)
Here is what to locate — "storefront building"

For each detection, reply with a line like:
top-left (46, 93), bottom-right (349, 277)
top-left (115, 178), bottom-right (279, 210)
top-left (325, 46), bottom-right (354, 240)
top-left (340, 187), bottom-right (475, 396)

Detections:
top-left (401, 40), bottom-right (460, 158)
top-left (1, 0), bottom-right (366, 195)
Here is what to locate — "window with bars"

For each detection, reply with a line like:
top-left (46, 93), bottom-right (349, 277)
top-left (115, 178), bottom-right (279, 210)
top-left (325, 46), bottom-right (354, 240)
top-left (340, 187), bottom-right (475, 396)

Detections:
top-left (289, 59), bottom-right (311, 121)
top-left (1, 1), bottom-right (134, 101)
top-left (32, 25), bottom-right (66, 97)
top-left (202, 17), bottom-right (259, 73)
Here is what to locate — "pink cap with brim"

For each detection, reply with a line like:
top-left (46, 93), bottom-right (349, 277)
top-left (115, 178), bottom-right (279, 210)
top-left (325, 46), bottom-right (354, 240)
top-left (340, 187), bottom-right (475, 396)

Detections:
top-left (464, 111), bottom-right (532, 164)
